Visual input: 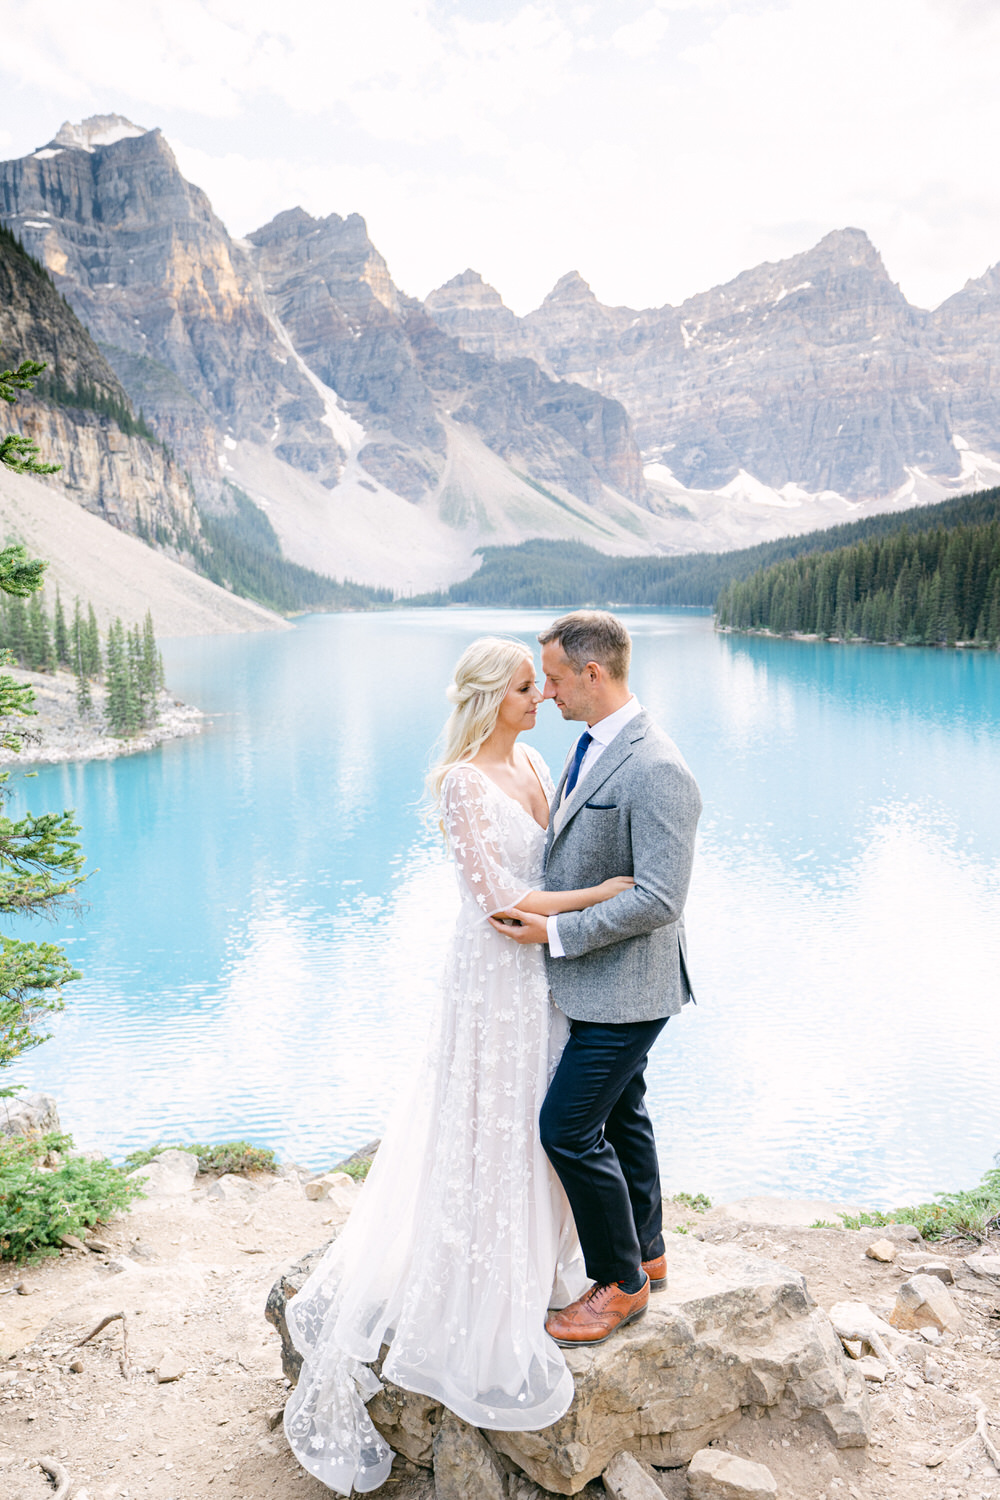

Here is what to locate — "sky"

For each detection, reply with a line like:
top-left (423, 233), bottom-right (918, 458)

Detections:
top-left (2, 0), bottom-right (1000, 315)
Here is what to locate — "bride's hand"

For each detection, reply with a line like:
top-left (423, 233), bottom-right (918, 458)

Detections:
top-left (595, 876), bottom-right (635, 902)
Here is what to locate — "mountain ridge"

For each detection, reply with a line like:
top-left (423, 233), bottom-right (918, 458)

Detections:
top-left (425, 225), bottom-right (990, 500)
top-left (5, 115), bottom-right (1000, 597)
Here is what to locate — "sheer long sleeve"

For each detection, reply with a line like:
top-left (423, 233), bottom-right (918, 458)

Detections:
top-left (442, 766), bottom-right (534, 917)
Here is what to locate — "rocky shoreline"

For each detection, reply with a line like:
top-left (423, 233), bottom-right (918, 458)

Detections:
top-left (1, 1106), bottom-right (998, 1499)
top-left (0, 666), bottom-right (203, 767)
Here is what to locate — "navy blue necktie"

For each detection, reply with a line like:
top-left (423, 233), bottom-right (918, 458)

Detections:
top-left (564, 731), bottom-right (593, 799)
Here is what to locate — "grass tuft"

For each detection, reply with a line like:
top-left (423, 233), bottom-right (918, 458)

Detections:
top-left (670, 1191), bottom-right (712, 1213)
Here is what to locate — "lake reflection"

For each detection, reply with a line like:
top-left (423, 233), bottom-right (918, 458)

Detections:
top-left (7, 610), bottom-right (1000, 1208)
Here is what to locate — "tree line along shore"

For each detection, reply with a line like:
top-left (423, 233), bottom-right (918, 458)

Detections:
top-left (715, 517), bottom-right (1000, 647)
top-left (410, 486), bottom-right (1000, 651)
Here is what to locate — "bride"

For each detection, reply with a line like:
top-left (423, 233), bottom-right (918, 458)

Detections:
top-left (283, 637), bottom-right (634, 1494)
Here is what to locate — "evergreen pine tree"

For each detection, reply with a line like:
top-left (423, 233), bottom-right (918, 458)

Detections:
top-left (70, 600), bottom-right (91, 714)
top-left (53, 589), bottom-right (70, 666)
top-left (139, 611), bottom-right (161, 724)
top-left (25, 592), bottom-right (47, 671)
top-left (7, 596), bottom-right (28, 666)
top-left (84, 604), bottom-right (102, 677)
top-left (104, 619), bottom-right (140, 737)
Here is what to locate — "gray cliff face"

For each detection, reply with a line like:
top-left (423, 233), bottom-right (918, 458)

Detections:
top-left (248, 207), bottom-right (446, 499)
top-left (1, 126), bottom-right (647, 519)
top-left (0, 122), bottom-right (343, 492)
top-left (247, 209), bottom-right (646, 506)
top-left (427, 231), bottom-right (971, 499)
top-left (931, 261), bottom-right (1000, 458)
top-left (0, 225), bottom-right (198, 543)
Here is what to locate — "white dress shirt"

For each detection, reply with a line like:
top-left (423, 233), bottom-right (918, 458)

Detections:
top-left (546, 696), bottom-right (642, 958)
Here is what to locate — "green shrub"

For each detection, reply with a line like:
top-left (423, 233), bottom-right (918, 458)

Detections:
top-left (337, 1158), bottom-right (372, 1182)
top-left (121, 1139), bottom-right (278, 1176)
top-left (0, 1131), bottom-right (142, 1262)
top-left (839, 1162), bottom-right (1000, 1242)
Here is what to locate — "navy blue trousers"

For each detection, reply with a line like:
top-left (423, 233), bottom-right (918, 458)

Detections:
top-left (539, 1015), bottom-right (668, 1287)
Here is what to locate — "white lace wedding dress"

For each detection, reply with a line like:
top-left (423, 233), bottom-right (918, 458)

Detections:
top-left (283, 746), bottom-right (587, 1494)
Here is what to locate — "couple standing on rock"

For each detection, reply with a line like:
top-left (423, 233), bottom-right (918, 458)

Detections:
top-left (283, 611), bottom-right (702, 1494)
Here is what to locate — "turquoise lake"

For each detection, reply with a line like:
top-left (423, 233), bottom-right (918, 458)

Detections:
top-left (6, 608), bottom-right (1000, 1208)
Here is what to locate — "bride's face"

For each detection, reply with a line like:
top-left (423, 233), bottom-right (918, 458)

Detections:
top-left (495, 657), bottom-right (542, 736)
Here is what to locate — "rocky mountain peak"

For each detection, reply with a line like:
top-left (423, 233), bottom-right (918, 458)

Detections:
top-left (48, 114), bottom-right (148, 153)
top-left (248, 205), bottom-right (318, 245)
top-left (249, 208), bottom-right (400, 319)
top-left (422, 268), bottom-right (533, 364)
top-left (539, 270), bottom-right (599, 308)
top-left (425, 269), bottom-right (506, 313)
top-left (809, 225), bottom-right (884, 270)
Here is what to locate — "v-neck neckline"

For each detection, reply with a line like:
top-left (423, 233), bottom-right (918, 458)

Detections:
top-left (468, 754), bottom-right (549, 832)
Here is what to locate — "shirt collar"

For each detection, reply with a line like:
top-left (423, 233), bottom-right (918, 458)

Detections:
top-left (587, 695), bottom-right (642, 747)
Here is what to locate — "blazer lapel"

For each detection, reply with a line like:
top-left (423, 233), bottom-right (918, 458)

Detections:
top-left (548, 712), bottom-right (650, 850)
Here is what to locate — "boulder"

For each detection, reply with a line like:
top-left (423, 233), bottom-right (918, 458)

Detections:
top-left (304, 1171), bottom-right (361, 1216)
top-left (265, 1237), bottom-right (337, 1384)
top-left (206, 1173), bottom-right (255, 1201)
top-left (963, 1251), bottom-right (1000, 1280)
top-left (267, 1236), bottom-right (868, 1496)
top-left (897, 1258), bottom-right (955, 1284)
top-left (865, 1240), bottom-right (896, 1263)
top-left (888, 1275), bottom-right (963, 1334)
top-left (686, 1449), bottom-right (777, 1499)
top-left (0, 1091), bottom-right (60, 1137)
top-left (875, 1223), bottom-right (922, 1245)
top-left (827, 1302), bottom-right (897, 1367)
top-left (602, 1449), bottom-right (665, 1499)
top-left (432, 1410), bottom-right (509, 1500)
top-left (126, 1149), bottom-right (199, 1197)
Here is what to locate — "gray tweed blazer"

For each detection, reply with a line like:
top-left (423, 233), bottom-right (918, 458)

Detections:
top-left (543, 710), bottom-right (702, 1024)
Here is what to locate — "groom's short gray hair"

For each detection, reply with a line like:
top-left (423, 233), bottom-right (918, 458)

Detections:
top-left (538, 611), bottom-right (631, 682)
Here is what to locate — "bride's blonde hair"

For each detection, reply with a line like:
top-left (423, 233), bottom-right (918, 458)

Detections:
top-left (426, 636), bottom-right (534, 806)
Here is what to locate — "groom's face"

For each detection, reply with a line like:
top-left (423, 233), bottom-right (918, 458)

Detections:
top-left (541, 643), bottom-right (592, 721)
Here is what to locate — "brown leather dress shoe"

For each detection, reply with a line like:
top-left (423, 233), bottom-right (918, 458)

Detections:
top-left (545, 1276), bottom-right (649, 1347)
top-left (642, 1253), bottom-right (667, 1290)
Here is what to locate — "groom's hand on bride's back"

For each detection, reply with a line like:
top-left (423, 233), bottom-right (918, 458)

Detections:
top-left (489, 908), bottom-right (548, 943)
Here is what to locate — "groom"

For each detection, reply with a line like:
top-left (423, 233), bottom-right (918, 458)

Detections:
top-left (489, 611), bottom-right (701, 1347)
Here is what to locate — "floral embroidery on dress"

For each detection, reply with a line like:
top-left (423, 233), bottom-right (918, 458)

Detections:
top-left (283, 745), bottom-right (587, 1495)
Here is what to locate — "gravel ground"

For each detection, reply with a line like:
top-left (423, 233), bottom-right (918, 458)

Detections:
top-left (0, 1184), bottom-right (997, 1500)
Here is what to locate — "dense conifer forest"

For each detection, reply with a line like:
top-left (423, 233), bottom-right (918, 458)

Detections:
top-left (415, 488), bottom-right (1000, 610)
top-left (190, 486), bottom-right (392, 614)
top-left (716, 518), bottom-right (1000, 646)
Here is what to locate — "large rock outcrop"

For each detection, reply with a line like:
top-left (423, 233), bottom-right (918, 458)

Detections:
top-left (0, 223), bottom-right (198, 544)
top-left (267, 1235), bottom-right (868, 1497)
top-left (247, 207), bottom-right (647, 508)
top-left (0, 118), bottom-right (342, 491)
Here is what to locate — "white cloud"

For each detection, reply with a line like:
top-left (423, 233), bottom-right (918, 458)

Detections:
top-left (612, 8), bottom-right (672, 56)
top-left (3, 0), bottom-right (1000, 313)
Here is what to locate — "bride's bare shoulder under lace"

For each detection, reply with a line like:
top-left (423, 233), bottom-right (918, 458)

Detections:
top-left (283, 743), bottom-right (585, 1495)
